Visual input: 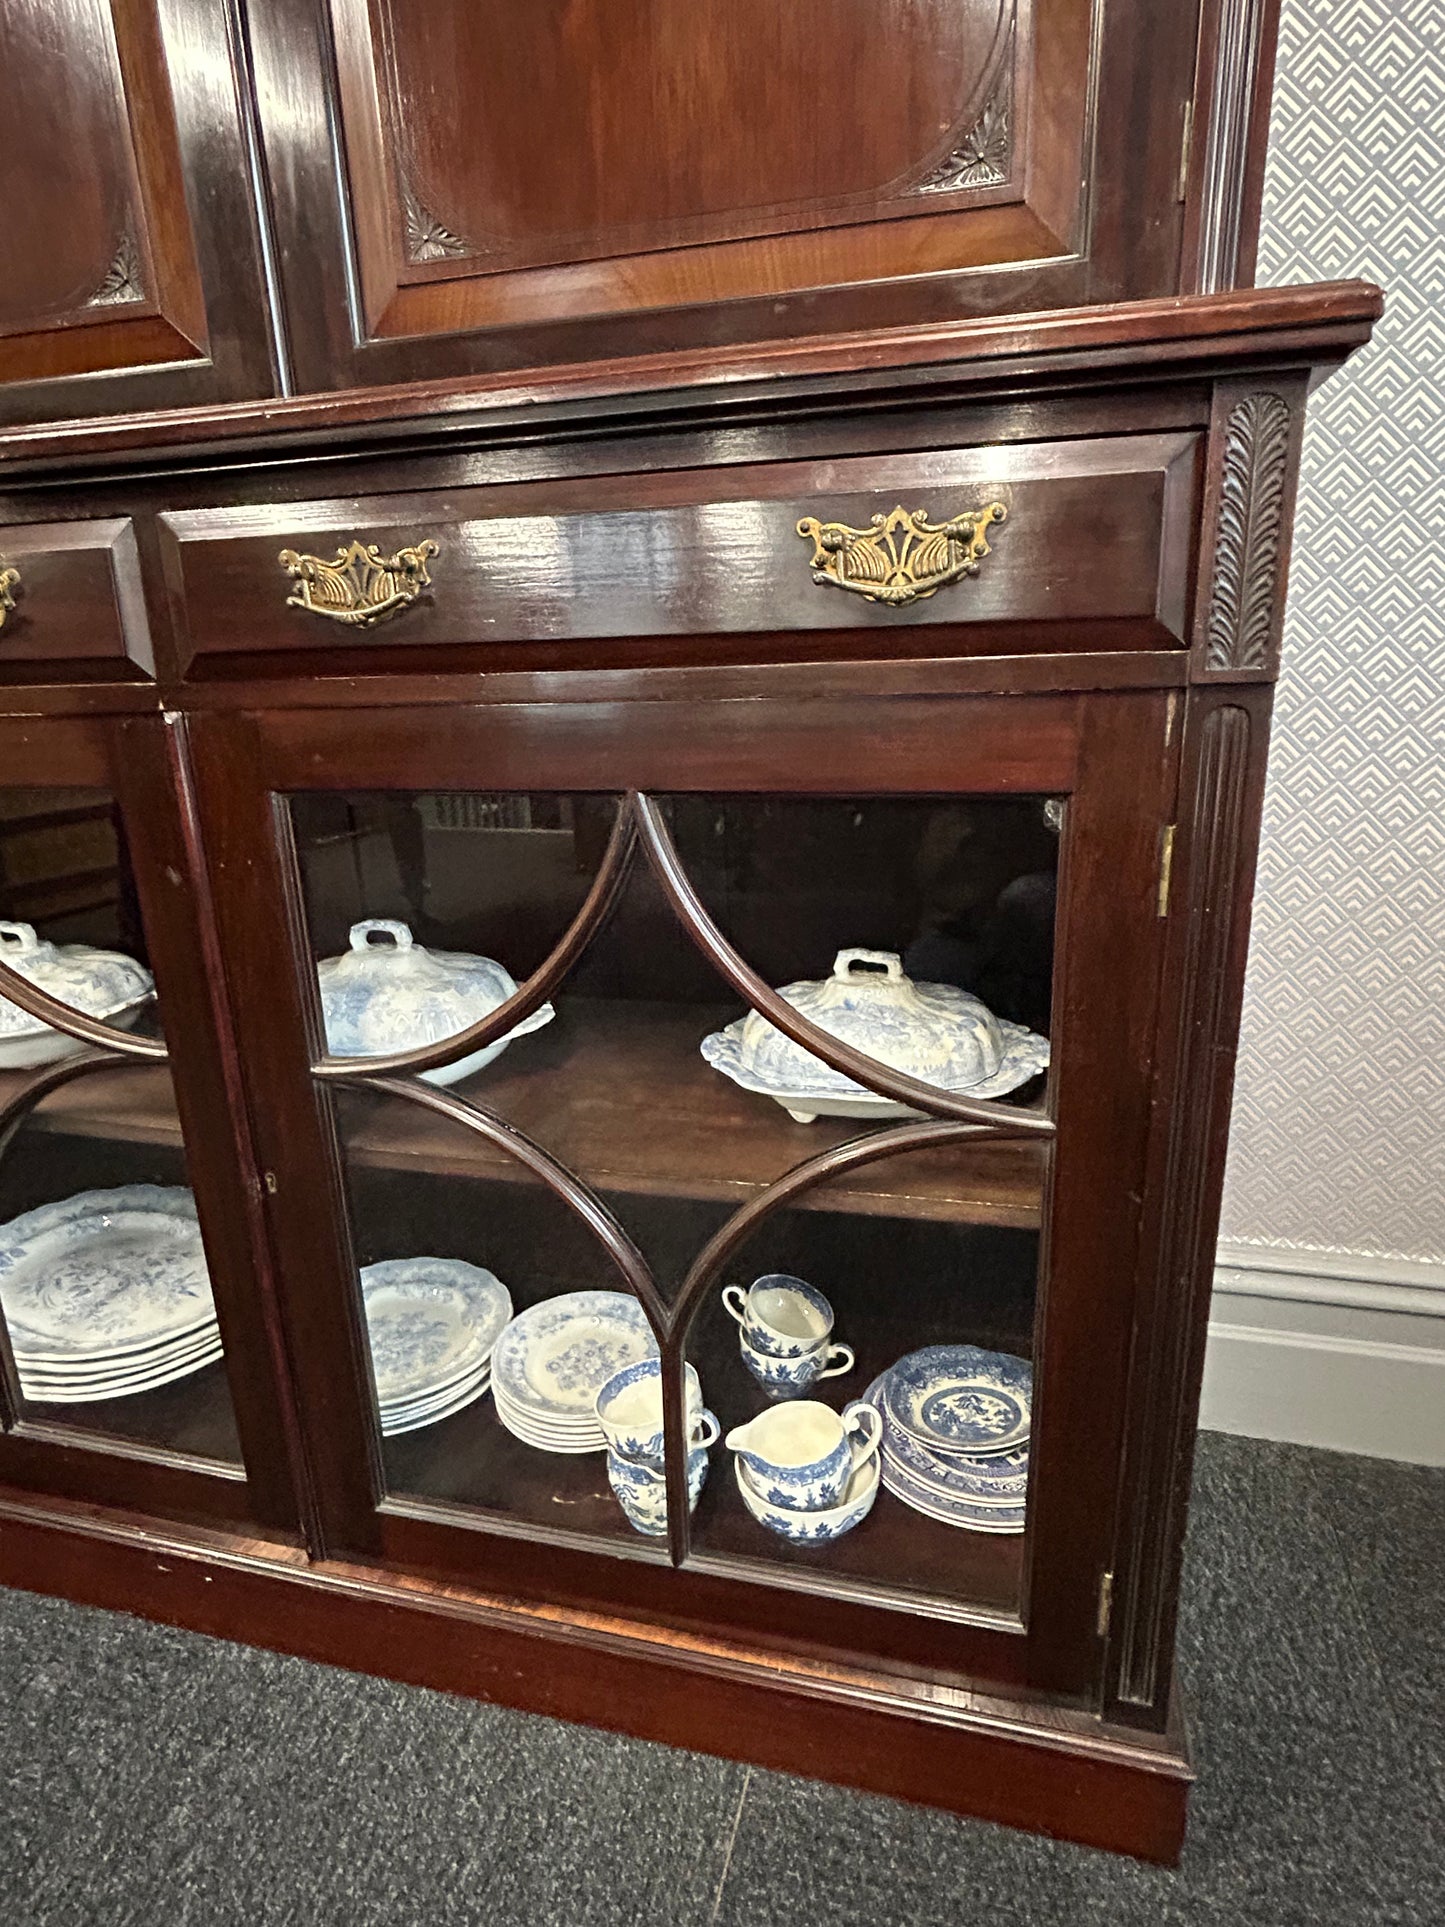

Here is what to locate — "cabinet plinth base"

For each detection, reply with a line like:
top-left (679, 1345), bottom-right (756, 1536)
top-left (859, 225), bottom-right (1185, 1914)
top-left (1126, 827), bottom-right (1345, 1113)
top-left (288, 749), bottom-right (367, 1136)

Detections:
top-left (0, 1485), bottom-right (1191, 1864)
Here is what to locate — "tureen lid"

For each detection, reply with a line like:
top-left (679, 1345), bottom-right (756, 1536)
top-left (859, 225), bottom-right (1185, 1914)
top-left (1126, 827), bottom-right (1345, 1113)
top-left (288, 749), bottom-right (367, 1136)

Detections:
top-left (0, 921), bottom-right (155, 1039)
top-left (735, 948), bottom-right (1006, 1094)
top-left (317, 919), bottom-right (528, 1056)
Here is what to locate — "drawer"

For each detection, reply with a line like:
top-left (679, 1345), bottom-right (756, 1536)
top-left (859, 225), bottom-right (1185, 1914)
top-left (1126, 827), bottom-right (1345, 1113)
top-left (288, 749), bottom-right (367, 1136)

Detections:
top-left (160, 435), bottom-right (1201, 675)
top-left (0, 519), bottom-right (154, 681)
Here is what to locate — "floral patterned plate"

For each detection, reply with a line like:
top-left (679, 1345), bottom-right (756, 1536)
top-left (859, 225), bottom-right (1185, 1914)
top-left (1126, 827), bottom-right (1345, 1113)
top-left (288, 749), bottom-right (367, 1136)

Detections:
top-left (0, 1186), bottom-right (215, 1360)
top-left (491, 1291), bottom-right (658, 1435)
top-left (360, 1257), bottom-right (511, 1407)
top-left (881, 1345), bottom-right (1032, 1456)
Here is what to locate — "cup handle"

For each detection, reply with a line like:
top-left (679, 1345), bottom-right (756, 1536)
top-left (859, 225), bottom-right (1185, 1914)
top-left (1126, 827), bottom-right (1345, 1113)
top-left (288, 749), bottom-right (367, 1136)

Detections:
top-left (816, 1342), bottom-right (855, 1381)
top-left (843, 1400), bottom-right (882, 1461)
top-left (693, 1409), bottom-right (721, 1450)
top-left (721, 1284), bottom-right (748, 1326)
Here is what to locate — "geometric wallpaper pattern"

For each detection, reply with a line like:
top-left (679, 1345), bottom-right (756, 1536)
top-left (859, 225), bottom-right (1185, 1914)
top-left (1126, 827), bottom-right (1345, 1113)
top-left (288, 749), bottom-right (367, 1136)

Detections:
top-left (1219, 0), bottom-right (1445, 1261)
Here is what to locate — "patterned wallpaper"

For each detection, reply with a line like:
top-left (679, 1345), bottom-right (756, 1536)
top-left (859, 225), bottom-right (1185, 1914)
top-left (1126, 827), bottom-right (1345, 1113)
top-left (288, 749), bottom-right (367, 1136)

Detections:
top-left (1218, 0), bottom-right (1445, 1262)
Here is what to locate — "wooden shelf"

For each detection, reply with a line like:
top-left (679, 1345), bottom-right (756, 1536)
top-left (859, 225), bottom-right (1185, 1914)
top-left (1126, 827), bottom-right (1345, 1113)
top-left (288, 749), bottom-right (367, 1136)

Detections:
top-left (1, 998), bottom-right (1047, 1227)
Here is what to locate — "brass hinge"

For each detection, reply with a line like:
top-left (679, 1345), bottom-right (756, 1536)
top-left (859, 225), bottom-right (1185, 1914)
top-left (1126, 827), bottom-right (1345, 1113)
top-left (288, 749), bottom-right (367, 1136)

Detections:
top-left (1177, 97), bottom-right (1194, 201)
top-left (1157, 825), bottom-right (1176, 918)
top-left (1098, 1570), bottom-right (1115, 1638)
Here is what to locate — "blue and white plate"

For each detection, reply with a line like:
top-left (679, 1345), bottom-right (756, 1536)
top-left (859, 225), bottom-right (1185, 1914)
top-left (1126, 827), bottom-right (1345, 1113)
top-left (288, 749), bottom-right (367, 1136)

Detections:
top-left (863, 1373), bottom-right (1029, 1505)
top-left (881, 1345), bottom-right (1032, 1456)
top-left (880, 1460), bottom-right (1026, 1533)
top-left (0, 1186), bottom-right (214, 1360)
top-left (491, 1291), bottom-right (658, 1444)
top-left (360, 1257), bottom-right (511, 1409)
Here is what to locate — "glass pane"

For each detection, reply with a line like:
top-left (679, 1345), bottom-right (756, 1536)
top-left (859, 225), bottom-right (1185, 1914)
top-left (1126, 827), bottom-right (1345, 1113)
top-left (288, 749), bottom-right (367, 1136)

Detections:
top-left (284, 788), bottom-right (1055, 1618)
top-left (0, 789), bottom-right (242, 1467)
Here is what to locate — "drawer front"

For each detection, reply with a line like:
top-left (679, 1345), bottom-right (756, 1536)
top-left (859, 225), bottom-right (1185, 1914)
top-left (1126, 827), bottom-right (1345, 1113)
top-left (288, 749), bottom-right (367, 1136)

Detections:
top-left (0, 519), bottom-right (154, 681)
top-left (161, 435), bottom-right (1200, 675)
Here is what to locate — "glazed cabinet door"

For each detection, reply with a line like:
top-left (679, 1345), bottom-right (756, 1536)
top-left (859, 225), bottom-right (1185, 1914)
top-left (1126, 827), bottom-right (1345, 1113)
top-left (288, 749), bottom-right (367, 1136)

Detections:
top-left (194, 684), bottom-right (1175, 1700)
top-left (0, 0), bottom-right (280, 425)
top-left (245, 0), bottom-right (1246, 389)
top-left (0, 715), bottom-right (299, 1534)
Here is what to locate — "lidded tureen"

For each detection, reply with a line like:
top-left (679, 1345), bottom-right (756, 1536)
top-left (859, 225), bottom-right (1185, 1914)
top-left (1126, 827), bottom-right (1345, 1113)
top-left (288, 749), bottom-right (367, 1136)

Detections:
top-left (0, 921), bottom-right (155, 1068)
top-left (316, 919), bottom-right (554, 1086)
top-left (700, 948), bottom-right (1049, 1123)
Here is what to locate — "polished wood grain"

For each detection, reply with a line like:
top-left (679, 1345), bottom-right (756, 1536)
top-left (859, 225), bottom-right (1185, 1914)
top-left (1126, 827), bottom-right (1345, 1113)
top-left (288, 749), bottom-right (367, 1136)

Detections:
top-left (159, 433), bottom-right (1200, 675)
top-left (0, 282), bottom-right (1382, 483)
top-left (0, 0), bottom-right (279, 423)
top-left (0, 519), bottom-right (154, 680)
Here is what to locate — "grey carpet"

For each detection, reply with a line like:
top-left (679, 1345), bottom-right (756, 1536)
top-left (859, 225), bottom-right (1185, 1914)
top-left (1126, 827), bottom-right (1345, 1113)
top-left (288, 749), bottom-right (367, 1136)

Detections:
top-left (0, 1433), bottom-right (1440, 1927)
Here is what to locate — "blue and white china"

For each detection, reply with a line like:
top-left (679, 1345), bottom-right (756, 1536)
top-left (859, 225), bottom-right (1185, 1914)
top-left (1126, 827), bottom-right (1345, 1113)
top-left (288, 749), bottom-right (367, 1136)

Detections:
top-left (879, 1459), bottom-right (1026, 1533)
top-left (882, 1345), bottom-right (1032, 1456)
top-left (739, 1330), bottom-right (855, 1396)
top-left (722, 1274), bottom-right (838, 1359)
top-left (0, 922), bottom-right (154, 1069)
top-left (862, 1375), bottom-right (1028, 1503)
top-left (725, 1398), bottom-right (881, 1511)
top-left (735, 1450), bottom-right (879, 1544)
top-left (317, 919), bottom-right (554, 1086)
top-left (492, 1291), bottom-right (659, 1452)
top-left (607, 1444), bottom-right (709, 1536)
top-left (358, 1256), bottom-right (511, 1435)
top-left (595, 1358), bottom-right (719, 1463)
top-left (700, 948), bottom-right (1049, 1123)
top-left (0, 1186), bottom-right (223, 1404)
top-left (861, 1372), bottom-right (1029, 1531)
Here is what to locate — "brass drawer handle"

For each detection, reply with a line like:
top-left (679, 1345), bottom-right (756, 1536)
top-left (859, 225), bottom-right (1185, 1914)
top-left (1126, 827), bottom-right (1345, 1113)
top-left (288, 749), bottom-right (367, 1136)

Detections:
top-left (0, 560), bottom-right (18, 630)
top-left (796, 502), bottom-right (1006, 608)
top-left (278, 538), bottom-right (439, 627)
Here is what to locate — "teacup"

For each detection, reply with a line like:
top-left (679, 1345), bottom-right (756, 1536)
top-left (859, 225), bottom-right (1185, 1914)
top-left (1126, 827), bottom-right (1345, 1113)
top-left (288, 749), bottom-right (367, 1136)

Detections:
top-left (607, 1444), bottom-right (708, 1536)
top-left (740, 1330), bottom-right (854, 1397)
top-left (724, 1399), bottom-right (881, 1511)
top-left (723, 1274), bottom-right (838, 1359)
top-left (596, 1359), bottom-right (719, 1464)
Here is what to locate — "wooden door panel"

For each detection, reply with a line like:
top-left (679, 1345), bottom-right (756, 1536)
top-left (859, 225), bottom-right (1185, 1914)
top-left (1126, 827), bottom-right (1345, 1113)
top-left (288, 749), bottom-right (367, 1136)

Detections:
top-left (251, 0), bottom-right (1255, 389)
top-left (0, 0), bottom-right (278, 422)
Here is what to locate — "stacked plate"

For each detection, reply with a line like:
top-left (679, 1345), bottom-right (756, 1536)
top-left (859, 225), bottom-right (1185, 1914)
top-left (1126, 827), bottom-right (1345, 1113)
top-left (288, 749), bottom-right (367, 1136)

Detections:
top-left (866, 1344), bottom-right (1032, 1534)
top-left (0, 1186), bottom-right (221, 1404)
top-left (361, 1258), bottom-right (511, 1436)
top-left (492, 1290), bottom-right (658, 1453)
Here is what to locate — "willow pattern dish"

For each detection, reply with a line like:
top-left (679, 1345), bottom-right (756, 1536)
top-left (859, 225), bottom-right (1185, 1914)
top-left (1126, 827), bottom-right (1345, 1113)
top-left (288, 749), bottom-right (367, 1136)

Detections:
top-left (880, 1463), bottom-right (1026, 1533)
top-left (0, 921), bottom-right (155, 1069)
top-left (862, 1373), bottom-right (1029, 1505)
top-left (360, 1257), bottom-right (512, 1406)
top-left (0, 1186), bottom-right (214, 1358)
top-left (317, 919), bottom-right (554, 1085)
top-left (381, 1368), bottom-right (493, 1437)
top-left (491, 1292), bottom-right (658, 1429)
top-left (607, 1444), bottom-right (709, 1535)
top-left (735, 1450), bottom-right (880, 1544)
top-left (700, 949), bottom-right (1049, 1123)
top-left (881, 1345), bottom-right (1032, 1456)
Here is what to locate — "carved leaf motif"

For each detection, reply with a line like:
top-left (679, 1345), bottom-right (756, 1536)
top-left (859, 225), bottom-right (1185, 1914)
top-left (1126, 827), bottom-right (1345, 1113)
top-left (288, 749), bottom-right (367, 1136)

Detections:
top-left (401, 178), bottom-right (472, 263)
top-left (1206, 392), bottom-right (1293, 671)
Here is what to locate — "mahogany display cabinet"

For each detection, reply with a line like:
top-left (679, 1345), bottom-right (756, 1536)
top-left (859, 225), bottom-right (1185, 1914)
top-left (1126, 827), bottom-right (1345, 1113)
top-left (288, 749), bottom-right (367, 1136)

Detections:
top-left (0, 281), bottom-right (1379, 1861)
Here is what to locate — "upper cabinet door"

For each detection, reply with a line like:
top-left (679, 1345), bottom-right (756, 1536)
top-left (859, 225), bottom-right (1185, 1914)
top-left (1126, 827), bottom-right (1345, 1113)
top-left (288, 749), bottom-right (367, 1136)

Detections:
top-left (0, 0), bottom-right (281, 425)
top-left (251, 0), bottom-right (1270, 391)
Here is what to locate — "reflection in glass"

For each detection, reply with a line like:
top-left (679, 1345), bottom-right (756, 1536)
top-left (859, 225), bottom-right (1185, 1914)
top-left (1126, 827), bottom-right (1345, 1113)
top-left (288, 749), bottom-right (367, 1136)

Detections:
top-left (285, 789), bottom-right (1056, 1613)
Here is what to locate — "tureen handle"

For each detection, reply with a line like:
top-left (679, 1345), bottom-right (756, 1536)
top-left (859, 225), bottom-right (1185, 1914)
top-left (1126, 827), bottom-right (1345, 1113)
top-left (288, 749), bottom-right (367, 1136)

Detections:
top-left (348, 919), bottom-right (415, 952)
top-left (832, 948), bottom-right (904, 981)
top-left (0, 921), bottom-right (41, 954)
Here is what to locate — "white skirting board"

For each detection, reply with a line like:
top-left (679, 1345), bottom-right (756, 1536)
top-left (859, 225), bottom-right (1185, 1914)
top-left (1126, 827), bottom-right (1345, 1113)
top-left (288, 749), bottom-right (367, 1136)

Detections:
top-left (1202, 1244), bottom-right (1445, 1468)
